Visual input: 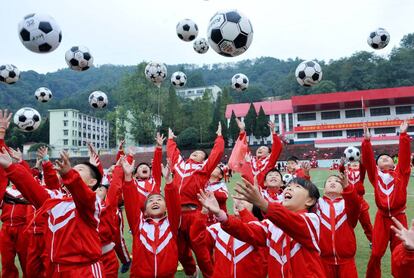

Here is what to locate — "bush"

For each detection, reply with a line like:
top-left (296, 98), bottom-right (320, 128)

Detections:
top-left (177, 127), bottom-right (199, 149)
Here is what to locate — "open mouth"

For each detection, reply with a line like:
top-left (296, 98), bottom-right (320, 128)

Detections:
top-left (142, 170), bottom-right (148, 175)
top-left (151, 204), bottom-right (160, 210)
top-left (284, 192), bottom-right (292, 200)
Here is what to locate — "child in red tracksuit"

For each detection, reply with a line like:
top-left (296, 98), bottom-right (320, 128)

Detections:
top-left (363, 121), bottom-right (411, 278)
top-left (190, 195), bottom-right (267, 278)
top-left (260, 168), bottom-right (284, 203)
top-left (339, 158), bottom-right (373, 242)
top-left (120, 156), bottom-right (181, 277)
top-left (286, 156), bottom-right (311, 180)
top-left (199, 177), bottom-right (325, 278)
top-left (167, 124), bottom-right (224, 277)
top-left (0, 109), bottom-right (104, 278)
top-left (230, 119), bottom-right (282, 187)
top-left (390, 217), bottom-right (414, 278)
top-left (204, 164), bottom-right (228, 225)
top-left (317, 174), bottom-right (360, 278)
top-left (0, 186), bottom-right (30, 278)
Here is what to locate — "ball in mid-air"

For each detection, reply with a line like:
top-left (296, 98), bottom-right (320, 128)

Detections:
top-left (65, 46), bottom-right (94, 71)
top-left (18, 13), bottom-right (62, 53)
top-left (193, 38), bottom-right (209, 54)
top-left (282, 173), bottom-right (293, 184)
top-left (89, 91), bottom-right (108, 108)
top-left (144, 62), bottom-right (167, 86)
top-left (231, 73), bottom-right (249, 91)
top-left (367, 28), bottom-right (390, 50)
top-left (176, 19), bottom-right (199, 42)
top-left (13, 107), bottom-right (41, 132)
top-left (295, 60), bottom-right (322, 87)
top-left (344, 146), bottom-right (360, 162)
top-left (0, 65), bottom-right (20, 84)
top-left (171, 71), bottom-right (187, 88)
top-left (35, 87), bottom-right (53, 103)
top-left (207, 10), bottom-right (253, 57)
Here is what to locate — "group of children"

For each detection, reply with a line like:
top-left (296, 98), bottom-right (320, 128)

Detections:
top-left (0, 107), bottom-right (413, 277)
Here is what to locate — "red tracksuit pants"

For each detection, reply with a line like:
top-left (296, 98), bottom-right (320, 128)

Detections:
top-left (366, 212), bottom-right (407, 278)
top-left (178, 210), bottom-right (214, 277)
top-left (0, 224), bottom-right (29, 278)
top-left (51, 261), bottom-right (105, 278)
top-left (114, 209), bottom-right (131, 264)
top-left (101, 249), bottom-right (119, 278)
top-left (358, 197), bottom-right (373, 242)
top-left (322, 259), bottom-right (358, 278)
top-left (26, 232), bottom-right (50, 278)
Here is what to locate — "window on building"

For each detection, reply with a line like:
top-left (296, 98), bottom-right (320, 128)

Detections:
top-left (63, 120), bottom-right (68, 126)
top-left (396, 106), bottom-right (412, 115)
top-left (346, 129), bottom-right (364, 137)
top-left (83, 123), bottom-right (86, 129)
top-left (78, 140), bottom-right (82, 146)
top-left (97, 135), bottom-right (100, 140)
top-left (63, 129), bottom-right (68, 136)
top-left (83, 132), bottom-right (86, 137)
top-left (83, 141), bottom-right (86, 146)
top-left (88, 125), bottom-right (91, 130)
top-left (374, 127), bottom-right (395, 134)
top-left (297, 113), bottom-right (316, 121)
top-left (370, 107), bottom-right (390, 116)
top-left (408, 126), bottom-right (414, 133)
top-left (72, 140), bottom-right (76, 146)
top-left (345, 109), bottom-right (363, 118)
top-left (88, 134), bottom-right (91, 139)
top-left (63, 139), bottom-right (68, 145)
top-left (93, 135), bottom-right (95, 139)
top-left (288, 114), bottom-right (293, 130)
top-left (78, 114), bottom-right (81, 119)
top-left (92, 118), bottom-right (96, 123)
top-left (78, 131), bottom-right (81, 137)
top-left (321, 111), bottom-right (340, 120)
top-left (83, 115), bottom-right (86, 120)
top-left (64, 112), bottom-right (68, 117)
top-left (297, 132), bottom-right (317, 139)
top-left (97, 143), bottom-right (100, 148)
top-left (322, 130), bottom-right (343, 137)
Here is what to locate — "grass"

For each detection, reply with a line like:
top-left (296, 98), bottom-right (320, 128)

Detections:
top-left (9, 169), bottom-right (414, 277)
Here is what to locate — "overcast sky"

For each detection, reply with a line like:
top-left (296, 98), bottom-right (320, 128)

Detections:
top-left (1, 0), bottom-right (413, 73)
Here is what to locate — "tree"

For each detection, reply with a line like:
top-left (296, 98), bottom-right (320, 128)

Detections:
top-left (209, 93), bottom-right (222, 141)
top-left (228, 111), bottom-right (239, 144)
top-left (163, 86), bottom-right (181, 131)
top-left (254, 106), bottom-right (270, 143)
top-left (244, 103), bottom-right (257, 137)
top-left (177, 127), bottom-right (199, 149)
top-left (192, 90), bottom-right (213, 143)
top-left (401, 33), bottom-right (414, 48)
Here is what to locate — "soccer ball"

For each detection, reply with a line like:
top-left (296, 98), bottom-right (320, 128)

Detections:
top-left (0, 65), bottom-right (20, 84)
top-left (207, 10), bottom-right (253, 57)
top-left (344, 146), bottom-right (360, 162)
top-left (89, 91), bottom-right (108, 109)
top-left (282, 173), bottom-right (293, 184)
top-left (193, 38), bottom-right (209, 54)
top-left (144, 62), bottom-right (167, 87)
top-left (18, 13), bottom-right (62, 53)
top-left (171, 71), bottom-right (187, 88)
top-left (65, 46), bottom-right (94, 71)
top-left (367, 28), bottom-right (390, 50)
top-left (176, 19), bottom-right (198, 42)
top-left (34, 87), bottom-right (53, 103)
top-left (231, 73), bottom-right (249, 91)
top-left (13, 107), bottom-right (41, 132)
top-left (295, 60), bottom-right (323, 87)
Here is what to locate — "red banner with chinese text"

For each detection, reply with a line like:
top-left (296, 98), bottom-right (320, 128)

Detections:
top-left (294, 119), bottom-right (414, 132)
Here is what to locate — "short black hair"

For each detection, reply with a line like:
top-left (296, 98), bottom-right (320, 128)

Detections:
top-left (134, 162), bottom-right (151, 174)
top-left (264, 168), bottom-right (282, 182)
top-left (287, 177), bottom-right (320, 212)
top-left (287, 156), bottom-right (299, 163)
top-left (376, 153), bottom-right (392, 165)
top-left (80, 161), bottom-right (102, 191)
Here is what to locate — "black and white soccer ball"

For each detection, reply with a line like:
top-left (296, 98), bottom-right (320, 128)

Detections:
top-left (367, 28), bottom-right (390, 50)
top-left (231, 73), bottom-right (249, 92)
top-left (65, 46), bottom-right (94, 71)
top-left (344, 146), bottom-right (360, 162)
top-left (171, 71), bottom-right (187, 88)
top-left (207, 10), bottom-right (253, 57)
top-left (193, 38), bottom-right (209, 54)
top-left (89, 91), bottom-right (108, 109)
top-left (282, 173), bottom-right (293, 184)
top-left (13, 107), bottom-right (41, 132)
top-left (176, 19), bottom-right (198, 42)
top-left (0, 65), bottom-right (20, 84)
top-left (295, 60), bottom-right (323, 87)
top-left (34, 87), bottom-right (53, 103)
top-left (18, 13), bottom-right (62, 53)
top-left (144, 62), bottom-right (167, 87)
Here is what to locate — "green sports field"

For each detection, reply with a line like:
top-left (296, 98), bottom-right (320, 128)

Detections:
top-left (116, 169), bottom-right (414, 278)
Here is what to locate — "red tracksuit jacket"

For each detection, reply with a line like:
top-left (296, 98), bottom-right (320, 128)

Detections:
top-left (221, 202), bottom-right (325, 278)
top-left (261, 188), bottom-right (283, 203)
top-left (317, 185), bottom-right (360, 265)
top-left (167, 135), bottom-right (224, 206)
top-left (4, 163), bottom-right (102, 271)
top-left (191, 210), bottom-right (267, 278)
top-left (1, 187), bottom-right (28, 227)
top-left (122, 177), bottom-right (181, 277)
top-left (134, 146), bottom-right (162, 198)
top-left (339, 163), bottom-right (366, 196)
top-left (362, 132), bottom-right (411, 216)
top-left (392, 243), bottom-right (414, 278)
top-left (205, 180), bottom-right (228, 225)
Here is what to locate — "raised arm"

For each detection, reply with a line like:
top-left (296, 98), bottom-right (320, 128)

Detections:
top-left (166, 128), bottom-right (181, 169)
top-left (361, 124), bottom-right (377, 187)
top-left (397, 121), bottom-right (411, 178)
top-left (201, 123), bottom-right (225, 177)
top-left (106, 165), bottom-right (123, 209)
top-left (341, 174), bottom-right (361, 228)
top-left (37, 146), bottom-right (61, 190)
top-left (116, 139), bottom-right (125, 161)
top-left (221, 215), bottom-right (267, 247)
top-left (152, 133), bottom-right (165, 193)
top-left (162, 163), bottom-right (181, 233)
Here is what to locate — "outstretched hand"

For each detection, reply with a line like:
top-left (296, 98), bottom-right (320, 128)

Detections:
top-left (0, 109), bottom-right (12, 130)
top-left (338, 173), bottom-right (348, 189)
top-left (197, 190), bottom-right (221, 215)
top-left (37, 146), bottom-right (49, 161)
top-left (400, 120), bottom-right (409, 133)
top-left (267, 121), bottom-right (276, 134)
top-left (363, 123), bottom-right (371, 140)
top-left (234, 178), bottom-right (268, 212)
top-left (301, 161), bottom-right (311, 176)
top-left (236, 118), bottom-right (245, 131)
top-left (162, 159), bottom-right (173, 184)
top-left (55, 151), bottom-right (71, 175)
top-left (120, 156), bottom-right (135, 181)
top-left (391, 217), bottom-right (414, 251)
top-left (168, 128), bottom-right (176, 140)
top-left (155, 132), bottom-right (166, 147)
top-left (0, 147), bottom-right (12, 168)
top-left (216, 122), bottom-right (222, 136)
top-left (8, 147), bottom-right (22, 162)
